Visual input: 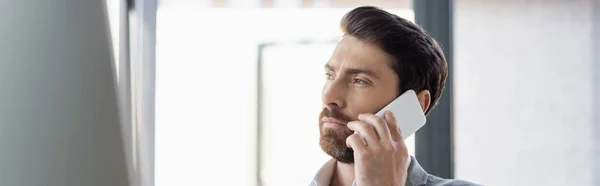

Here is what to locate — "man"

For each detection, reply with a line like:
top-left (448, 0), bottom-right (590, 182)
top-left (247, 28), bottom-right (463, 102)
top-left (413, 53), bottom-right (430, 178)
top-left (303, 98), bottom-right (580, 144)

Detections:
top-left (311, 6), bottom-right (480, 186)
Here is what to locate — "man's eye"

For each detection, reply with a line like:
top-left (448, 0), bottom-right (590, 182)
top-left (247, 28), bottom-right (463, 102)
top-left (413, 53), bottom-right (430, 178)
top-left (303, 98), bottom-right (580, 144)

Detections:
top-left (325, 73), bottom-right (334, 80)
top-left (353, 78), bottom-right (368, 84)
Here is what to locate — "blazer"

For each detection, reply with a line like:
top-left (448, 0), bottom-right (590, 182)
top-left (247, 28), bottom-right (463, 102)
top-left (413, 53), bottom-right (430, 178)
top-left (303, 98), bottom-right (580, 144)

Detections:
top-left (309, 156), bottom-right (482, 186)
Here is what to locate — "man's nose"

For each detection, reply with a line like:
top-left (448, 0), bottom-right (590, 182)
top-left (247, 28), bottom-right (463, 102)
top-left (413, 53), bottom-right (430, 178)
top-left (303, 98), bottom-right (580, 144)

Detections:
top-left (322, 79), bottom-right (346, 109)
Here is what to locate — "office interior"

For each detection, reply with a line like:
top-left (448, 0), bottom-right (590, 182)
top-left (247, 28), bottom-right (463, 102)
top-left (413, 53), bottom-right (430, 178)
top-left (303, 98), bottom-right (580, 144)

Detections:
top-left (1, 0), bottom-right (599, 185)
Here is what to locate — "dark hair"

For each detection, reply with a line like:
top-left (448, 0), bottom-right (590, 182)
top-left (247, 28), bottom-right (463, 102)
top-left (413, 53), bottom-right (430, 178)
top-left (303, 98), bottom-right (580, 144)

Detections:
top-left (340, 6), bottom-right (448, 114)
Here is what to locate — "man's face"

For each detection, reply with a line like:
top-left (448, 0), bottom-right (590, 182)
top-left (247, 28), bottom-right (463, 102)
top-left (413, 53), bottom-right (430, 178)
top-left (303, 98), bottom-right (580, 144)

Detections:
top-left (319, 35), bottom-right (399, 163)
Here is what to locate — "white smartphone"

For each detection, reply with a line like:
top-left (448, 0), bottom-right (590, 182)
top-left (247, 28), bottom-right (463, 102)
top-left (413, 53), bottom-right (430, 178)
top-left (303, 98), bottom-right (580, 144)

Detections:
top-left (374, 90), bottom-right (427, 139)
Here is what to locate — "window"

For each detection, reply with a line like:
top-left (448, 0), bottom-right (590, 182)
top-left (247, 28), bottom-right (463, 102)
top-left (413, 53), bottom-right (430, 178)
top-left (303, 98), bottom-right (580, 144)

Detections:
top-left (154, 2), bottom-right (414, 185)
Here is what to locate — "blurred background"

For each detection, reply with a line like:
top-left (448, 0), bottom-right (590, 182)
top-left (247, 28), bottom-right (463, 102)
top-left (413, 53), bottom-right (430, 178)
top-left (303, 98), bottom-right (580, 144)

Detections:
top-left (99, 0), bottom-right (599, 186)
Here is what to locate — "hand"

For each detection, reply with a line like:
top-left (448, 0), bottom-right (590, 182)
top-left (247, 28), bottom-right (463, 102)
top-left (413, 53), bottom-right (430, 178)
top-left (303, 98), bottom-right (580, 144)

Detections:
top-left (346, 111), bottom-right (409, 186)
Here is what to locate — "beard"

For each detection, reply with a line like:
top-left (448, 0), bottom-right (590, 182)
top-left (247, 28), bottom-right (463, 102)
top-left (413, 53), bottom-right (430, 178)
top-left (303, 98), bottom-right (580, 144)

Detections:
top-left (319, 107), bottom-right (355, 164)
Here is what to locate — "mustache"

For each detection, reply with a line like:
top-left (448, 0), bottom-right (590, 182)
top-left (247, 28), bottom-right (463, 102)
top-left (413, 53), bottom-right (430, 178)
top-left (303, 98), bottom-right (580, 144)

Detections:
top-left (320, 107), bottom-right (353, 123)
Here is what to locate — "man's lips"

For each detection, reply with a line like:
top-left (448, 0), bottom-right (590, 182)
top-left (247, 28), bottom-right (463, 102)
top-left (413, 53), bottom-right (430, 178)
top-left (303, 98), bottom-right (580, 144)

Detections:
top-left (322, 117), bottom-right (347, 126)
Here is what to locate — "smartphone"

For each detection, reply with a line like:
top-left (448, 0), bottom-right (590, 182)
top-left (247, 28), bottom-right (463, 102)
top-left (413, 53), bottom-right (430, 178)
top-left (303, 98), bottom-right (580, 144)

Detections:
top-left (374, 90), bottom-right (427, 139)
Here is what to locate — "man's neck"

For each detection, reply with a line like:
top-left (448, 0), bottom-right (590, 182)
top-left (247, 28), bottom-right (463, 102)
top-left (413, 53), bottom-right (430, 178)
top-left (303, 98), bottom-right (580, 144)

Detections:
top-left (330, 161), bottom-right (355, 186)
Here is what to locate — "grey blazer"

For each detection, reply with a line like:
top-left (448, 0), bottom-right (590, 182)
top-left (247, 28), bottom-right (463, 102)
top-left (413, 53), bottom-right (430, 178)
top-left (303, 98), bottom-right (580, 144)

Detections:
top-left (309, 156), bottom-right (481, 186)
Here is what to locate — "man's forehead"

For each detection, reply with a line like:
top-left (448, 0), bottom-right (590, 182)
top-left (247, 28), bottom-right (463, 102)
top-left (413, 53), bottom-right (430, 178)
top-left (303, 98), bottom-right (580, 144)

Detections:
top-left (327, 36), bottom-right (394, 71)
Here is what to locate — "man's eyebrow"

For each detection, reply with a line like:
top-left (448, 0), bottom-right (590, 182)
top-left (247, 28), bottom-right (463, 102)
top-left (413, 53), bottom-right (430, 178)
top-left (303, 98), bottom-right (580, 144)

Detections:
top-left (324, 63), bottom-right (379, 79)
top-left (346, 68), bottom-right (378, 79)
top-left (324, 64), bottom-right (334, 71)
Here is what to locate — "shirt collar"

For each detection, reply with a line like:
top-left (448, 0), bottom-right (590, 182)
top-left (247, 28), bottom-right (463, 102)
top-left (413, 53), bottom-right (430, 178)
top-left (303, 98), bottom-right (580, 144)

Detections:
top-left (310, 156), bottom-right (428, 186)
top-left (310, 158), bottom-right (336, 186)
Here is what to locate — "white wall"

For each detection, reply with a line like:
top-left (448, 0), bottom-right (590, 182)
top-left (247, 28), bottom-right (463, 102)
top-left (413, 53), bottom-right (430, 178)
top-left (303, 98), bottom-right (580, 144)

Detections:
top-left (453, 0), bottom-right (599, 185)
top-left (593, 0), bottom-right (600, 184)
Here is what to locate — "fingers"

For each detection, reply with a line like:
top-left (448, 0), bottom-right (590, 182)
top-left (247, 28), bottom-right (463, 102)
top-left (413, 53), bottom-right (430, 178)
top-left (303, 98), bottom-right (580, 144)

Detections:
top-left (347, 121), bottom-right (379, 144)
top-left (383, 111), bottom-right (403, 142)
top-left (384, 110), bottom-right (408, 160)
top-left (358, 113), bottom-right (392, 143)
top-left (346, 133), bottom-right (367, 151)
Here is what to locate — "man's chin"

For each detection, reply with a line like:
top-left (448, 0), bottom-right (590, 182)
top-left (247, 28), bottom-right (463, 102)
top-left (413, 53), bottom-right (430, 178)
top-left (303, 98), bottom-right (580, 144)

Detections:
top-left (319, 129), bottom-right (354, 164)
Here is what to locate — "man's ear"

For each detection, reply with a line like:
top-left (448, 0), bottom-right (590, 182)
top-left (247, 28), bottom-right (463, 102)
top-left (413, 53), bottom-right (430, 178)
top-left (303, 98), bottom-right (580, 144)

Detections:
top-left (416, 90), bottom-right (431, 113)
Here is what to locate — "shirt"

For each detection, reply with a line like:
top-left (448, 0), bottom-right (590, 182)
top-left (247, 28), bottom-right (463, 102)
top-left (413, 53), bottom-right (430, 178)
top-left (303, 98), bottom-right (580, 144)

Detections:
top-left (309, 156), bottom-right (481, 186)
